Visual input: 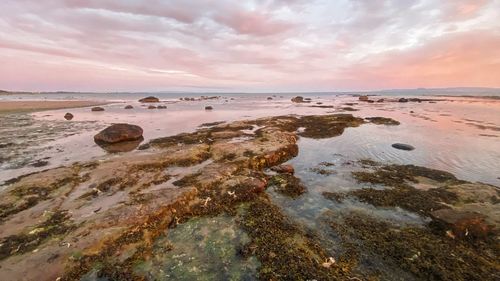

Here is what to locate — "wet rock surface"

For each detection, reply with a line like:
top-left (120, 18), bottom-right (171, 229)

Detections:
top-left (366, 116), bottom-right (400, 125)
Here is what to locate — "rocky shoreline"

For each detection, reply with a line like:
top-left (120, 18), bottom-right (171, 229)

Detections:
top-left (0, 113), bottom-right (498, 280)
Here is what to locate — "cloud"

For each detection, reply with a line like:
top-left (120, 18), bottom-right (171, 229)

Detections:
top-left (0, 0), bottom-right (499, 91)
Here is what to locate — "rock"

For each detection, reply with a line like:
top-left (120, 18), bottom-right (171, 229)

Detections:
top-left (157, 105), bottom-right (167, 109)
top-left (377, 98), bottom-right (385, 102)
top-left (367, 100), bottom-right (375, 103)
top-left (391, 143), bottom-right (415, 151)
top-left (430, 209), bottom-right (493, 239)
top-left (64, 113), bottom-right (74, 120)
top-left (148, 105), bottom-right (157, 109)
top-left (124, 105), bottom-right (133, 109)
top-left (358, 96), bottom-right (369, 101)
top-left (398, 98), bottom-right (409, 103)
top-left (291, 96), bottom-right (306, 103)
top-left (366, 117), bottom-right (400, 125)
top-left (139, 96), bottom-right (159, 103)
top-left (270, 164), bottom-right (295, 175)
top-left (94, 124), bottom-right (143, 144)
top-left (243, 178), bottom-right (267, 194)
top-left (205, 106), bottom-right (213, 110)
top-left (267, 97), bottom-right (273, 100)
top-left (91, 107), bottom-right (105, 112)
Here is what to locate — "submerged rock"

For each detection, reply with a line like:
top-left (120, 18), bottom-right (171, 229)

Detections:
top-left (392, 143), bottom-right (415, 150)
top-left (64, 113), bottom-right (74, 120)
top-left (139, 96), bottom-right (159, 103)
top-left (157, 105), bottom-right (167, 109)
top-left (94, 123), bottom-right (143, 144)
top-left (91, 107), bottom-right (104, 112)
top-left (430, 209), bottom-right (493, 239)
top-left (268, 174), bottom-right (306, 197)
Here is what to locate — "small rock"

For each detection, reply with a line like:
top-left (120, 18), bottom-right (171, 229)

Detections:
top-left (91, 107), bottom-right (105, 112)
top-left (148, 105), bottom-right (157, 109)
top-left (291, 96), bottom-right (306, 103)
top-left (139, 96), bottom-right (159, 103)
top-left (157, 105), bottom-right (167, 109)
top-left (64, 113), bottom-right (74, 120)
top-left (391, 143), bottom-right (415, 151)
top-left (398, 98), bottom-right (409, 103)
top-left (358, 96), bottom-right (369, 101)
top-left (270, 164), bottom-right (295, 175)
top-left (377, 98), bottom-right (385, 102)
top-left (267, 97), bottom-right (273, 100)
top-left (124, 105), bottom-right (133, 109)
top-left (205, 106), bottom-right (213, 110)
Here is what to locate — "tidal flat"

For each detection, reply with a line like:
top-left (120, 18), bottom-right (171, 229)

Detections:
top-left (0, 93), bottom-right (499, 280)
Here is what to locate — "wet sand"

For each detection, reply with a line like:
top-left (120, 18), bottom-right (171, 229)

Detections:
top-left (0, 100), bottom-right (110, 113)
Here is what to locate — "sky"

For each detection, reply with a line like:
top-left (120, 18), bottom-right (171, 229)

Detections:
top-left (0, 0), bottom-right (499, 92)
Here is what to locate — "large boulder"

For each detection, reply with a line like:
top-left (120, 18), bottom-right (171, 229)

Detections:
top-left (94, 124), bottom-right (143, 144)
top-left (139, 96), bottom-right (159, 103)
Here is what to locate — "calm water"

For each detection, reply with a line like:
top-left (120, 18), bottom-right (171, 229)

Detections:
top-left (1, 93), bottom-right (498, 186)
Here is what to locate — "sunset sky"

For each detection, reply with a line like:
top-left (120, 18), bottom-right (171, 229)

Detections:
top-left (1, 0), bottom-right (499, 92)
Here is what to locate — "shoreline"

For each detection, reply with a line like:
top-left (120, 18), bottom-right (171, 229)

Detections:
top-left (0, 100), bottom-right (111, 114)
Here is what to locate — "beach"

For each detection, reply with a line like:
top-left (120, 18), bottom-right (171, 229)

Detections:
top-left (0, 93), bottom-right (499, 280)
top-left (0, 100), bottom-right (109, 114)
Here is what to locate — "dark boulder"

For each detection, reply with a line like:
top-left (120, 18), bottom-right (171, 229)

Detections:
top-left (124, 105), bottom-right (133, 109)
top-left (148, 105), bottom-right (157, 109)
top-left (94, 123), bottom-right (143, 144)
top-left (398, 98), bottom-right (409, 103)
top-left (64, 113), bottom-right (74, 120)
top-left (139, 96), bottom-right (159, 103)
top-left (205, 106), bottom-right (213, 110)
top-left (391, 143), bottom-right (415, 151)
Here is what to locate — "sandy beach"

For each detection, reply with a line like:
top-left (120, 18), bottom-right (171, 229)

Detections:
top-left (0, 100), bottom-right (109, 113)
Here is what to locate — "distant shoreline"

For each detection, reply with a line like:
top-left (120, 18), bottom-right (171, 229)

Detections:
top-left (0, 100), bottom-right (111, 114)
